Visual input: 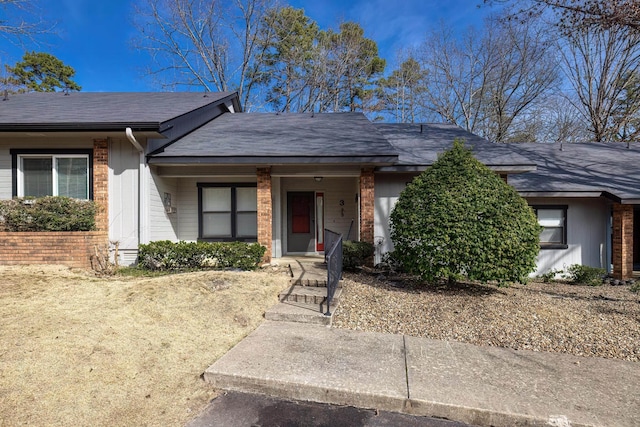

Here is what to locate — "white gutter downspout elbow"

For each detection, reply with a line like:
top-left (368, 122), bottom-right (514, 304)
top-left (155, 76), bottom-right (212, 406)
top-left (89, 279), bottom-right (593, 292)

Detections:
top-left (125, 127), bottom-right (144, 152)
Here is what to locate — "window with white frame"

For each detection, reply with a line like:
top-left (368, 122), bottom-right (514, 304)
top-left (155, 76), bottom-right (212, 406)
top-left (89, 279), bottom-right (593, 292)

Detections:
top-left (12, 150), bottom-right (92, 200)
top-left (198, 183), bottom-right (257, 241)
top-left (533, 205), bottom-right (567, 249)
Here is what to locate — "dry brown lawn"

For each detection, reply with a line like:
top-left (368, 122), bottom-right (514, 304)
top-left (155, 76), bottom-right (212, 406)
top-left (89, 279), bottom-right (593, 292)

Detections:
top-left (0, 265), bottom-right (290, 427)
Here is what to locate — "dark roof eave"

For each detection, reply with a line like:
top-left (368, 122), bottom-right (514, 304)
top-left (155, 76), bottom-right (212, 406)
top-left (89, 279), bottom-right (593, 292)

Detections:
top-left (517, 190), bottom-right (626, 202)
top-left (147, 155), bottom-right (399, 166)
top-left (0, 122), bottom-right (161, 132)
top-left (375, 164), bottom-right (537, 173)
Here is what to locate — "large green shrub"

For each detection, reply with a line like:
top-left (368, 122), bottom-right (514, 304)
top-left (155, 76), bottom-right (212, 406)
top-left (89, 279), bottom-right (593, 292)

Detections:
top-left (137, 240), bottom-right (266, 271)
top-left (390, 140), bottom-right (541, 284)
top-left (0, 196), bottom-right (97, 231)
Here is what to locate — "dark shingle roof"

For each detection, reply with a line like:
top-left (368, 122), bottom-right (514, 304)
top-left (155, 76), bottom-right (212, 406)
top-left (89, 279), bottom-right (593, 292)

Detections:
top-left (508, 142), bottom-right (640, 202)
top-left (0, 92), bottom-right (236, 130)
top-left (374, 123), bottom-right (536, 172)
top-left (149, 112), bottom-right (399, 165)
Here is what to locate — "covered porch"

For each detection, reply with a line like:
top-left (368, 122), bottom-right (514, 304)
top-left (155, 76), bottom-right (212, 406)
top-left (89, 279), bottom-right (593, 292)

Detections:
top-left (259, 167), bottom-right (376, 261)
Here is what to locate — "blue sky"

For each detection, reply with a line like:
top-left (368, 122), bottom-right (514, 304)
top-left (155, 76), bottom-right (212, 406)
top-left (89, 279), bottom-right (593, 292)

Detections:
top-left (1, 0), bottom-right (497, 92)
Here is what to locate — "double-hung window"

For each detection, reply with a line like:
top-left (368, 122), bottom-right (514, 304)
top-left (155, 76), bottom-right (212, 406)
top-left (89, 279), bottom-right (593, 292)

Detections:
top-left (533, 205), bottom-right (567, 249)
top-left (198, 183), bottom-right (258, 241)
top-left (12, 149), bottom-right (93, 200)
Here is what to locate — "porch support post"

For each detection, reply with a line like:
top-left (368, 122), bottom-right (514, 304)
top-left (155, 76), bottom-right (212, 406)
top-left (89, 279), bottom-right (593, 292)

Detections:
top-left (359, 168), bottom-right (375, 246)
top-left (612, 203), bottom-right (633, 280)
top-left (92, 139), bottom-right (109, 237)
top-left (257, 167), bottom-right (272, 263)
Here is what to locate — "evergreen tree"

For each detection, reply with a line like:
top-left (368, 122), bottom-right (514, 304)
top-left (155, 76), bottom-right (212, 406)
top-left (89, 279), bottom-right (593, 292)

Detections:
top-left (7, 51), bottom-right (81, 92)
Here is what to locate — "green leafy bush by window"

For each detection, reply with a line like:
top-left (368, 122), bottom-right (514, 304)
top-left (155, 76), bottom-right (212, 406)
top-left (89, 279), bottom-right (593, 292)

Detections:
top-left (137, 240), bottom-right (266, 271)
top-left (390, 140), bottom-right (541, 285)
top-left (0, 196), bottom-right (97, 231)
top-left (342, 240), bottom-right (374, 271)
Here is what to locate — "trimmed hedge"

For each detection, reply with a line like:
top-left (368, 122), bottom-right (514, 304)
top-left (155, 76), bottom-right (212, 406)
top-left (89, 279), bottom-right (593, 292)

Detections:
top-left (0, 196), bottom-right (97, 231)
top-left (137, 240), bottom-right (266, 271)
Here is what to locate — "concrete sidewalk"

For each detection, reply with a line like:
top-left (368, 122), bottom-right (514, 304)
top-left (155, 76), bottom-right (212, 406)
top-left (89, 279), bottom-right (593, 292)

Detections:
top-left (204, 321), bottom-right (639, 427)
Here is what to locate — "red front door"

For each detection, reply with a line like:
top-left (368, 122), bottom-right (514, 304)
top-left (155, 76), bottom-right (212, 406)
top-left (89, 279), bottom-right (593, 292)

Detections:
top-left (287, 192), bottom-right (315, 252)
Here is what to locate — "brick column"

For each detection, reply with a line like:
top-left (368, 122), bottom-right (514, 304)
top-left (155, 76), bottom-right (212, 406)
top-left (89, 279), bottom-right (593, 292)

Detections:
top-left (359, 168), bottom-right (375, 246)
top-left (257, 167), bottom-right (272, 263)
top-left (92, 139), bottom-right (109, 235)
top-left (612, 203), bottom-right (633, 280)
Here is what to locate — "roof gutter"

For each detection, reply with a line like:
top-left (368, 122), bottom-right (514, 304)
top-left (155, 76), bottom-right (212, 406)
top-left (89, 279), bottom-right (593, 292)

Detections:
top-left (0, 122), bottom-right (161, 132)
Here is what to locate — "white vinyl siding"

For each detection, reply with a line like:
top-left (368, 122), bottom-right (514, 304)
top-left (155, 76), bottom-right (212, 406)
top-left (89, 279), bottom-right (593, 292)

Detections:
top-left (528, 198), bottom-right (609, 276)
top-left (149, 174), bottom-right (178, 242)
top-left (109, 139), bottom-right (140, 256)
top-left (374, 173), bottom-right (417, 255)
top-left (0, 147), bottom-right (11, 199)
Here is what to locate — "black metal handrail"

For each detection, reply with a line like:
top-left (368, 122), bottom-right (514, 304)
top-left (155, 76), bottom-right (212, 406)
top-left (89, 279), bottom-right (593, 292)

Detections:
top-left (325, 232), bottom-right (343, 316)
top-left (324, 228), bottom-right (341, 263)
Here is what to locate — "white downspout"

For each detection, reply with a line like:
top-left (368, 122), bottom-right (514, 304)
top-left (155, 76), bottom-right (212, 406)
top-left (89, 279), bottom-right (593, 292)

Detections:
top-left (125, 127), bottom-right (150, 248)
top-left (125, 127), bottom-right (144, 152)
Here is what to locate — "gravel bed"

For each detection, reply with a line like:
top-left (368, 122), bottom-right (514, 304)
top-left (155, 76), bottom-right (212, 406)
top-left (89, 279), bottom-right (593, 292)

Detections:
top-left (332, 271), bottom-right (640, 362)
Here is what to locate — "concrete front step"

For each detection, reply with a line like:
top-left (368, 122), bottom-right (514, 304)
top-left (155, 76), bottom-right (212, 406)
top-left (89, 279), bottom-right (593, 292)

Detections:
top-left (293, 278), bottom-right (328, 287)
top-left (264, 301), bottom-right (335, 326)
top-left (279, 285), bottom-right (342, 305)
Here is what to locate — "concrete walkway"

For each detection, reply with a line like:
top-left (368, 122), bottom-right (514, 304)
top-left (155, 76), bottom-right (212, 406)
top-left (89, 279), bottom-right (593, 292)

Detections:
top-left (204, 321), bottom-right (640, 427)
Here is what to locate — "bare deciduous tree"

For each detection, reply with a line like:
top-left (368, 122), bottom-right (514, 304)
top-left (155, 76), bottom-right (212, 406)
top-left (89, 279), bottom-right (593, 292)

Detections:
top-left (480, 18), bottom-right (559, 142)
top-left (560, 25), bottom-right (640, 141)
top-left (416, 16), bottom-right (558, 142)
top-left (0, 0), bottom-right (52, 44)
top-left (488, 0), bottom-right (640, 33)
top-left (133, 0), bottom-right (273, 109)
top-left (417, 24), bottom-right (489, 133)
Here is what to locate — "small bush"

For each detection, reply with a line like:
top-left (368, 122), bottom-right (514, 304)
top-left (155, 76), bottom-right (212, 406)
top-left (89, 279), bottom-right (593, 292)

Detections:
top-left (0, 196), bottom-right (97, 231)
top-left (137, 240), bottom-right (266, 271)
top-left (631, 282), bottom-right (640, 293)
top-left (564, 264), bottom-right (605, 286)
top-left (342, 240), bottom-right (374, 271)
top-left (537, 268), bottom-right (563, 283)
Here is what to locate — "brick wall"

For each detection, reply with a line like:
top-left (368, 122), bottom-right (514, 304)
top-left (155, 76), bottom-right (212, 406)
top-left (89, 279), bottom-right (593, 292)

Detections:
top-left (359, 168), bottom-right (375, 246)
top-left (612, 203), bottom-right (634, 280)
top-left (0, 231), bottom-right (107, 269)
top-left (93, 139), bottom-right (109, 233)
top-left (257, 167), bottom-right (272, 262)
